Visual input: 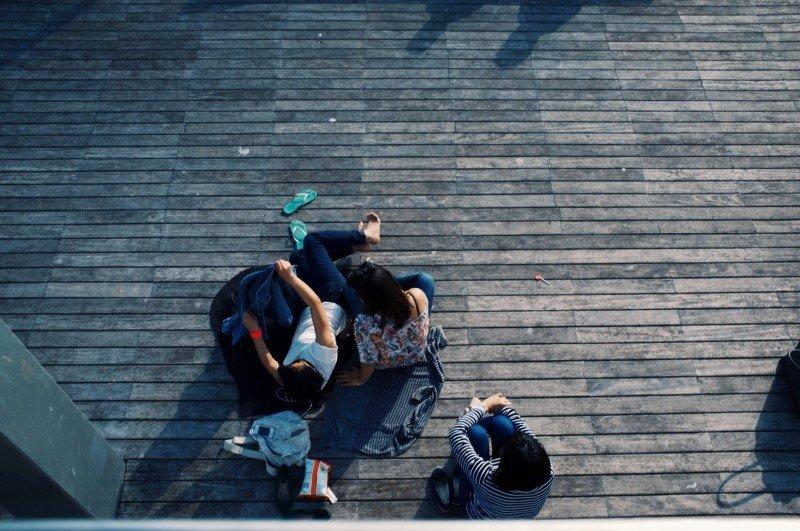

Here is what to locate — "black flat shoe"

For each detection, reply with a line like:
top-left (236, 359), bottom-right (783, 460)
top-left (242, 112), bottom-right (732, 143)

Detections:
top-left (430, 467), bottom-right (453, 513)
top-left (451, 472), bottom-right (464, 507)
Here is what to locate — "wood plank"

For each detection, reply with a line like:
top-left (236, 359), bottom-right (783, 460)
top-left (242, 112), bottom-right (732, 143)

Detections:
top-left (2, 0), bottom-right (799, 520)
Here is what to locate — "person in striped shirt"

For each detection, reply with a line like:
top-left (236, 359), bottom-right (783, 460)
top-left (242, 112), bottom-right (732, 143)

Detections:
top-left (434, 393), bottom-right (554, 519)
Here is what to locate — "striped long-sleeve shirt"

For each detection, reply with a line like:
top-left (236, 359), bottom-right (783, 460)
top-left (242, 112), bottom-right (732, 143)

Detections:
top-left (448, 405), bottom-right (554, 519)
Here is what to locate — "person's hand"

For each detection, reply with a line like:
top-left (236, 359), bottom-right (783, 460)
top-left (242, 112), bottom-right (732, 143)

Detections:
top-left (482, 393), bottom-right (511, 414)
top-left (465, 396), bottom-right (482, 413)
top-left (336, 368), bottom-right (364, 387)
top-left (275, 259), bottom-right (294, 281)
top-left (534, 274), bottom-right (544, 282)
top-left (243, 310), bottom-right (260, 332)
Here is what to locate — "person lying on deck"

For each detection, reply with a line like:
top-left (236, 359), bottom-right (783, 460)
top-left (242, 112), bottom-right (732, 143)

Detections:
top-left (335, 262), bottom-right (434, 387)
top-left (243, 214), bottom-right (382, 402)
top-left (430, 393), bottom-right (554, 519)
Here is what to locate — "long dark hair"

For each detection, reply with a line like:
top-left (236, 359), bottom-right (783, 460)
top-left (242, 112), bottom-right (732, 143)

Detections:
top-left (278, 361), bottom-right (323, 404)
top-left (348, 261), bottom-right (410, 327)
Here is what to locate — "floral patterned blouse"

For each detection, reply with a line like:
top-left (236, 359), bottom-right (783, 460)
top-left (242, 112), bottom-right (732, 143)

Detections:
top-left (354, 304), bottom-right (430, 369)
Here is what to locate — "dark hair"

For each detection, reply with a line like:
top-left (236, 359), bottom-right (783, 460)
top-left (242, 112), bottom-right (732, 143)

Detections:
top-left (494, 433), bottom-right (551, 491)
top-left (348, 261), bottom-right (410, 327)
top-left (278, 361), bottom-right (323, 404)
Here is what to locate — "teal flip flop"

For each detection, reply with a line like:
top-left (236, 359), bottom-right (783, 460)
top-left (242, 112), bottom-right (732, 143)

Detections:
top-left (289, 220), bottom-right (307, 250)
top-left (283, 189), bottom-right (317, 215)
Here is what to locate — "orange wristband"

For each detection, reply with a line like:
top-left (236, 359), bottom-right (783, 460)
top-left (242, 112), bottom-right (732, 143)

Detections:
top-left (249, 328), bottom-right (263, 341)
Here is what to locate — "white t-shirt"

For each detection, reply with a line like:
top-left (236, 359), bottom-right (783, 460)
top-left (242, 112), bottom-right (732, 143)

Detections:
top-left (283, 301), bottom-right (346, 386)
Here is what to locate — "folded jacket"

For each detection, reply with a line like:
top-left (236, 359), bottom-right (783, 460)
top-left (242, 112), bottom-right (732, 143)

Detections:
top-left (221, 265), bottom-right (295, 345)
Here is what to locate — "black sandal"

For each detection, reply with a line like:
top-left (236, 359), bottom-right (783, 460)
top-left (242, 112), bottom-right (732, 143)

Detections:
top-left (430, 467), bottom-right (453, 513)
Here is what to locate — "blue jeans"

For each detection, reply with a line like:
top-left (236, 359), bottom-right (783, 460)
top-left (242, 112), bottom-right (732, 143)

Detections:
top-left (457, 414), bottom-right (515, 499)
top-left (289, 230), bottom-right (436, 318)
top-left (289, 230), bottom-right (365, 303)
top-left (468, 414), bottom-right (515, 460)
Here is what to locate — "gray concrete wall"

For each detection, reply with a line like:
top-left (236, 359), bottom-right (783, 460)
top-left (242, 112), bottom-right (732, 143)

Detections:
top-left (0, 319), bottom-right (124, 518)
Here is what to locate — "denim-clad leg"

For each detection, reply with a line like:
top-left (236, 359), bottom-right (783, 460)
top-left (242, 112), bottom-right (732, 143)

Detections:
top-left (288, 230), bottom-right (365, 303)
top-left (466, 422), bottom-right (492, 460)
top-left (481, 414), bottom-right (515, 457)
top-left (466, 414), bottom-right (515, 460)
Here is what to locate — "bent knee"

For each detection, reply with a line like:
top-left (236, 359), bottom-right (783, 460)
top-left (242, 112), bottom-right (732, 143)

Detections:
top-left (467, 423), bottom-right (488, 440)
top-left (489, 414), bottom-right (515, 436)
top-left (417, 272), bottom-right (435, 287)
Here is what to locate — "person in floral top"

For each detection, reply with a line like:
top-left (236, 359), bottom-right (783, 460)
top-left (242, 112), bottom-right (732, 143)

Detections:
top-left (335, 263), bottom-right (434, 386)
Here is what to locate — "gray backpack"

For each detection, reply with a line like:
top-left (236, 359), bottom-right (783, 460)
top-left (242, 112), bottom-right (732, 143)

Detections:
top-left (222, 411), bottom-right (311, 477)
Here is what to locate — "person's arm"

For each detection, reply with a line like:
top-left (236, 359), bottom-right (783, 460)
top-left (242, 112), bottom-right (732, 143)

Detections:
top-left (243, 310), bottom-right (282, 385)
top-left (274, 259), bottom-right (336, 348)
top-left (497, 404), bottom-right (536, 438)
top-left (448, 393), bottom-right (512, 486)
top-left (449, 406), bottom-right (493, 486)
top-left (407, 287), bottom-right (428, 315)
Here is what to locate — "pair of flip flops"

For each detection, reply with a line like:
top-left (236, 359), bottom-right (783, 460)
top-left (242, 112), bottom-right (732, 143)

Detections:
top-left (283, 189), bottom-right (317, 250)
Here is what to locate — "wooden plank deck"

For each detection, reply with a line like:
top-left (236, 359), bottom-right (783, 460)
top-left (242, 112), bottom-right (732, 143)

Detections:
top-left (1, 0), bottom-right (800, 520)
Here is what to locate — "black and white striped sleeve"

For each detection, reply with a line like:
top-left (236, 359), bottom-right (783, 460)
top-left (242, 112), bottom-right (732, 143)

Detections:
top-left (499, 405), bottom-right (536, 438)
top-left (449, 406), bottom-right (493, 486)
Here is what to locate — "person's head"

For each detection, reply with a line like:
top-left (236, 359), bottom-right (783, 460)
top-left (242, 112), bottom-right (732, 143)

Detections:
top-left (348, 261), bottom-right (409, 327)
top-left (494, 433), bottom-right (551, 491)
top-left (278, 361), bottom-right (323, 403)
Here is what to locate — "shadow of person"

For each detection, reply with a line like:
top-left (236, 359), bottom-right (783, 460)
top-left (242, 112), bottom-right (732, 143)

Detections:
top-left (127, 263), bottom-right (362, 518)
top-left (408, 1), bottom-right (483, 52)
top-left (408, 0), bottom-right (653, 68)
top-left (128, 266), bottom-right (295, 518)
top-left (495, 1), bottom-right (584, 68)
top-left (716, 361), bottom-right (800, 509)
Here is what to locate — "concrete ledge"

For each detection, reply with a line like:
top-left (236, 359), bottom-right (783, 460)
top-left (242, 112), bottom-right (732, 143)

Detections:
top-left (0, 319), bottom-right (125, 518)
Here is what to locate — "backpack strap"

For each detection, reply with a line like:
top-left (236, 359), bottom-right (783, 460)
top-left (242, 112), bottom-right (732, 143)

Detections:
top-left (222, 437), bottom-right (279, 477)
top-left (222, 436), bottom-right (263, 461)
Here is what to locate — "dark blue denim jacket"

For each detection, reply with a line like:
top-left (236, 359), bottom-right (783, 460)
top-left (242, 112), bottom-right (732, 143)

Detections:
top-left (221, 266), bottom-right (295, 345)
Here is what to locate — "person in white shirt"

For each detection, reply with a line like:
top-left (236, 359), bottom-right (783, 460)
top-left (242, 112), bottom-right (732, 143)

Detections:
top-left (242, 214), bottom-right (381, 402)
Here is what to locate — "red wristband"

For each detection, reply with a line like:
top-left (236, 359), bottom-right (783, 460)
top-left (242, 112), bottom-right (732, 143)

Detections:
top-left (249, 328), bottom-right (263, 341)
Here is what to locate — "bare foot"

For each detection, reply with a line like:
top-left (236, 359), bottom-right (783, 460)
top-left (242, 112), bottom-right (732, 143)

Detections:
top-left (362, 211), bottom-right (381, 245)
top-left (352, 220), bottom-right (372, 251)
